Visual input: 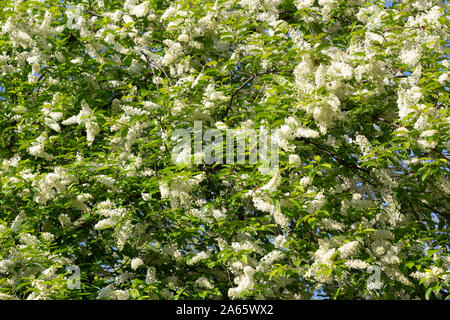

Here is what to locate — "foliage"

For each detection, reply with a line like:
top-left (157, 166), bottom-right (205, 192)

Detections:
top-left (0, 0), bottom-right (449, 300)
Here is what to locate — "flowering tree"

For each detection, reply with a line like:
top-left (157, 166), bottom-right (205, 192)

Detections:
top-left (0, 0), bottom-right (449, 300)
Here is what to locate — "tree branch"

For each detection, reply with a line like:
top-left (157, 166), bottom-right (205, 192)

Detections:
top-left (224, 70), bottom-right (276, 119)
top-left (377, 117), bottom-right (450, 162)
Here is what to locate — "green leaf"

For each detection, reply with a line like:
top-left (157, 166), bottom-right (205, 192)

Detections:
top-left (425, 287), bottom-right (433, 300)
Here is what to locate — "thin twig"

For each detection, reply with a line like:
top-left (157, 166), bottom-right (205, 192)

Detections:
top-left (141, 51), bottom-right (172, 87)
top-left (297, 137), bottom-right (378, 186)
top-left (377, 117), bottom-right (401, 129)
